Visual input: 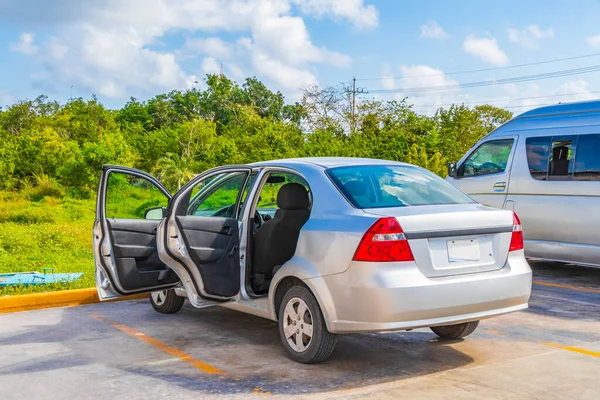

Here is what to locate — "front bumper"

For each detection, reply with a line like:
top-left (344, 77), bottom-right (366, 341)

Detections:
top-left (307, 251), bottom-right (532, 334)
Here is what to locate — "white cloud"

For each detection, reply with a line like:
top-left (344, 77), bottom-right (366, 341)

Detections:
top-left (463, 35), bottom-right (509, 66)
top-left (7, 0), bottom-right (370, 101)
top-left (420, 21), bottom-right (448, 39)
top-left (552, 80), bottom-right (596, 102)
top-left (10, 32), bottom-right (38, 55)
top-left (502, 80), bottom-right (597, 114)
top-left (201, 56), bottom-right (222, 75)
top-left (508, 25), bottom-right (554, 49)
top-left (586, 34), bottom-right (600, 48)
top-left (291, 0), bottom-right (378, 29)
top-left (185, 37), bottom-right (234, 59)
top-left (383, 64), bottom-right (469, 114)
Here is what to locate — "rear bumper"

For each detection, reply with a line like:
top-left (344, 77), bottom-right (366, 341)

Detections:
top-left (307, 251), bottom-right (532, 334)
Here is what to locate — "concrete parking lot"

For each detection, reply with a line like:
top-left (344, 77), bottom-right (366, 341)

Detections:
top-left (0, 261), bottom-right (599, 399)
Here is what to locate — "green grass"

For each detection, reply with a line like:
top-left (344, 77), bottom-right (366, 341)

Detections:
top-left (0, 192), bottom-right (96, 295)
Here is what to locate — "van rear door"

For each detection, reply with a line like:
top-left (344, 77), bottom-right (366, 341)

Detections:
top-left (446, 136), bottom-right (518, 209)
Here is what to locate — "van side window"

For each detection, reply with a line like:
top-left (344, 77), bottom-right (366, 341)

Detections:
top-left (460, 139), bottom-right (514, 177)
top-left (574, 134), bottom-right (600, 181)
top-left (548, 138), bottom-right (574, 179)
top-left (526, 137), bottom-right (551, 180)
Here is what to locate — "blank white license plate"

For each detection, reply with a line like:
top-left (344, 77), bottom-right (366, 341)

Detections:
top-left (447, 239), bottom-right (480, 262)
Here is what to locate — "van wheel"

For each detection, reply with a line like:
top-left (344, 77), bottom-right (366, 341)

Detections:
top-left (150, 289), bottom-right (184, 314)
top-left (278, 286), bottom-right (337, 364)
top-left (430, 321), bottom-right (479, 340)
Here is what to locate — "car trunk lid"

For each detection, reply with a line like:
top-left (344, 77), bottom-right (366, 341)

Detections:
top-left (363, 204), bottom-right (514, 277)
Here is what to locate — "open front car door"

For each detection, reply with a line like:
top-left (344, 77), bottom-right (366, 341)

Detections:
top-left (157, 166), bottom-right (253, 308)
top-left (93, 165), bottom-right (181, 300)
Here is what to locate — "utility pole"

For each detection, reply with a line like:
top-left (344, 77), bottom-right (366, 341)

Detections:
top-left (220, 63), bottom-right (224, 78)
top-left (70, 85), bottom-right (74, 102)
top-left (348, 77), bottom-right (366, 134)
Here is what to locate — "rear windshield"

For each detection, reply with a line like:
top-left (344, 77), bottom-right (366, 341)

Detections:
top-left (326, 165), bottom-right (474, 208)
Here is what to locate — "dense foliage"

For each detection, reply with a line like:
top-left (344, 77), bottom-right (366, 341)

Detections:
top-left (0, 75), bottom-right (512, 195)
top-left (0, 74), bottom-right (512, 294)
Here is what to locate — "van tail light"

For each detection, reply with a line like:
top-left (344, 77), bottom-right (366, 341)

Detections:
top-left (509, 212), bottom-right (524, 252)
top-left (353, 217), bottom-right (415, 262)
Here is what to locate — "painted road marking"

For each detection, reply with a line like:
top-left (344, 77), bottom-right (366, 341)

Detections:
top-left (485, 327), bottom-right (600, 358)
top-left (533, 280), bottom-right (600, 294)
top-left (90, 313), bottom-right (224, 375)
top-left (541, 342), bottom-right (600, 358)
top-left (89, 313), bottom-right (272, 397)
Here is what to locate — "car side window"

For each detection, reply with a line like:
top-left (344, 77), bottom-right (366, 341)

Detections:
top-left (526, 135), bottom-right (583, 181)
top-left (460, 139), bottom-right (514, 177)
top-left (526, 137), bottom-right (551, 180)
top-left (105, 172), bottom-right (169, 220)
top-left (548, 137), bottom-right (575, 179)
top-left (256, 172), bottom-right (310, 216)
top-left (186, 172), bottom-right (248, 218)
top-left (573, 134), bottom-right (600, 181)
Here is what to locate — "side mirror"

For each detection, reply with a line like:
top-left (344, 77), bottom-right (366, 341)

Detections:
top-left (144, 206), bottom-right (166, 220)
top-left (447, 162), bottom-right (458, 178)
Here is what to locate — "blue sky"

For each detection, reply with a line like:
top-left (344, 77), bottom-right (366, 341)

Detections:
top-left (3, 0), bottom-right (600, 114)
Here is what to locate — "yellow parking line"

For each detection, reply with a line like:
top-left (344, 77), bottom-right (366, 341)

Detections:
top-left (541, 341), bottom-right (600, 358)
top-left (486, 328), bottom-right (600, 358)
top-left (533, 281), bottom-right (600, 294)
top-left (90, 313), bottom-right (224, 376)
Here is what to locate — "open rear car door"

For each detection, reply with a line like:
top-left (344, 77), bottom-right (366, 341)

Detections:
top-left (157, 166), bottom-right (253, 308)
top-left (93, 165), bottom-right (181, 300)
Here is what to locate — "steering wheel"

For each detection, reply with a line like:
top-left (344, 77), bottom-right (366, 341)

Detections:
top-left (479, 161), bottom-right (501, 171)
top-left (212, 204), bottom-right (264, 231)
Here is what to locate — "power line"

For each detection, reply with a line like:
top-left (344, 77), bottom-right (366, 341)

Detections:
top-left (357, 52), bottom-right (600, 81)
top-left (367, 64), bottom-right (600, 94)
top-left (408, 91), bottom-right (600, 109)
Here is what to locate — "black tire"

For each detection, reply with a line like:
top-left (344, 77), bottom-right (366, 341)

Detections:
top-left (430, 320), bottom-right (480, 340)
top-left (278, 286), bottom-right (337, 364)
top-left (149, 289), bottom-right (185, 314)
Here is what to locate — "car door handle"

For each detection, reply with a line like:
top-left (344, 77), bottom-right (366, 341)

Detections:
top-left (494, 182), bottom-right (506, 189)
top-left (220, 226), bottom-right (232, 235)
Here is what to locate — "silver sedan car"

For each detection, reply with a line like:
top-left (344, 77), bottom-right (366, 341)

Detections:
top-left (94, 157), bottom-right (532, 363)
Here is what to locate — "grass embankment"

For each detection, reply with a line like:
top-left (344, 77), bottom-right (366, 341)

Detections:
top-left (0, 191), bottom-right (96, 295)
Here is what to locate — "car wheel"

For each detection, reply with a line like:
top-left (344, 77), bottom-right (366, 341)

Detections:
top-left (430, 321), bottom-right (479, 340)
top-left (278, 286), bottom-right (337, 364)
top-left (149, 289), bottom-right (185, 314)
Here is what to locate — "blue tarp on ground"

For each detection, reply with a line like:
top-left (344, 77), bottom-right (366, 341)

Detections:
top-left (0, 271), bottom-right (83, 286)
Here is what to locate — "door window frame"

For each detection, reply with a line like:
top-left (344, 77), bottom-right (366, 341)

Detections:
top-left (95, 165), bottom-right (175, 298)
top-left (239, 166), bottom-right (311, 299)
top-left (161, 165), bottom-right (254, 304)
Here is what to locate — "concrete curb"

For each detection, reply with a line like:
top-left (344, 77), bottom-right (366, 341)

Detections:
top-left (0, 288), bottom-right (148, 314)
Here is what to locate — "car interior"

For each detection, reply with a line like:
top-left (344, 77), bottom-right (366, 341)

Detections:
top-left (549, 145), bottom-right (570, 176)
top-left (248, 173), bottom-right (311, 294)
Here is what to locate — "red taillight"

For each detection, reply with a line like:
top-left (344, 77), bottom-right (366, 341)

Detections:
top-left (353, 217), bottom-right (415, 262)
top-left (509, 212), bottom-right (524, 252)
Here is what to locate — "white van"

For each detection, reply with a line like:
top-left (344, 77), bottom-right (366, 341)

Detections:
top-left (447, 100), bottom-right (600, 268)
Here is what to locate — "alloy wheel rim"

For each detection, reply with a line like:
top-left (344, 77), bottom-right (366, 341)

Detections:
top-left (283, 297), bottom-right (313, 353)
top-left (151, 290), bottom-right (168, 306)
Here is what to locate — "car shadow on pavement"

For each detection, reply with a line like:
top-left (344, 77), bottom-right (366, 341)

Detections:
top-left (0, 301), bottom-right (474, 396)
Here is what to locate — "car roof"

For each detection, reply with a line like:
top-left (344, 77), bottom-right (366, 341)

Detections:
top-left (250, 157), bottom-right (410, 169)
top-left (514, 99), bottom-right (600, 119)
top-left (480, 99), bottom-right (600, 140)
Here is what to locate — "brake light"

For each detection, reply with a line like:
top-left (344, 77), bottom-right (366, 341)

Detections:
top-left (353, 217), bottom-right (415, 262)
top-left (509, 212), bottom-right (524, 252)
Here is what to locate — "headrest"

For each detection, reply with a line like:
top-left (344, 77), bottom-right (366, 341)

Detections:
top-left (344, 180), bottom-right (371, 200)
top-left (277, 183), bottom-right (309, 210)
top-left (553, 146), bottom-right (569, 161)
